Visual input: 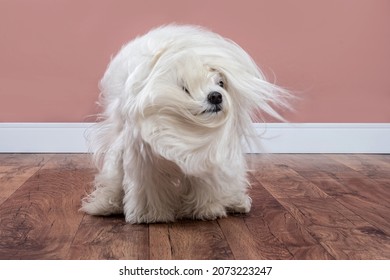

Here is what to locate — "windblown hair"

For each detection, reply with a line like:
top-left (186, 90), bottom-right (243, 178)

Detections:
top-left (82, 24), bottom-right (291, 223)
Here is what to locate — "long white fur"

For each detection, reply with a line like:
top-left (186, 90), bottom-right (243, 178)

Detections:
top-left (81, 24), bottom-right (291, 223)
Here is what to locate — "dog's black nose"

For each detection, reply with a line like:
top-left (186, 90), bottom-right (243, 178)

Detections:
top-left (207, 91), bottom-right (223, 105)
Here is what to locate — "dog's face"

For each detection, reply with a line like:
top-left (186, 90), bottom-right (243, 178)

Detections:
top-left (135, 51), bottom-right (237, 174)
top-left (182, 70), bottom-right (225, 115)
top-left (138, 51), bottom-right (234, 129)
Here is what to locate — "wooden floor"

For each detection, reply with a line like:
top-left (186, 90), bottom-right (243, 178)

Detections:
top-left (0, 154), bottom-right (389, 260)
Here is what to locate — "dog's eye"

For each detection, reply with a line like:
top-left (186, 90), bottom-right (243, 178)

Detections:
top-left (218, 81), bottom-right (224, 88)
top-left (182, 86), bottom-right (190, 95)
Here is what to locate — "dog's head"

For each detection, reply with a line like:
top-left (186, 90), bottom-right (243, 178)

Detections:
top-left (140, 50), bottom-right (231, 122)
top-left (129, 26), bottom-right (290, 128)
top-left (119, 25), bottom-right (291, 174)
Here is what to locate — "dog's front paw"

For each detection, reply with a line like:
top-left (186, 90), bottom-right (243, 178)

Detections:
top-left (227, 195), bottom-right (252, 214)
top-left (81, 189), bottom-right (124, 216)
top-left (191, 203), bottom-right (227, 221)
top-left (124, 208), bottom-right (176, 224)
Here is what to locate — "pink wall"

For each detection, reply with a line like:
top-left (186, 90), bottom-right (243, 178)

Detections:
top-left (1, 0), bottom-right (389, 123)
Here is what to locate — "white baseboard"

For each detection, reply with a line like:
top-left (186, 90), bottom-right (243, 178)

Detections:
top-left (0, 123), bottom-right (93, 153)
top-left (252, 123), bottom-right (390, 153)
top-left (0, 123), bottom-right (389, 153)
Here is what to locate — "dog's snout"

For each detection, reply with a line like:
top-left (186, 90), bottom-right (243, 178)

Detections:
top-left (207, 91), bottom-right (223, 105)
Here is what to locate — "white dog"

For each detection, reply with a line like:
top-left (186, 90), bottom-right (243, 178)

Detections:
top-left (81, 25), bottom-right (290, 223)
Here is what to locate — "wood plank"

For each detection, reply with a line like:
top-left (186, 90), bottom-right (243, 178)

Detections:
top-left (219, 173), bottom-right (294, 260)
top-left (373, 154), bottom-right (390, 165)
top-left (278, 197), bottom-right (390, 259)
top-left (265, 154), bottom-right (358, 178)
top-left (43, 154), bottom-right (93, 170)
top-left (0, 154), bottom-right (52, 205)
top-left (0, 155), bottom-right (91, 259)
top-left (68, 215), bottom-right (149, 260)
top-left (280, 155), bottom-right (390, 235)
top-left (218, 216), bottom-right (280, 259)
top-left (333, 194), bottom-right (390, 236)
top-left (328, 154), bottom-right (390, 192)
top-left (244, 174), bottom-right (333, 260)
top-left (248, 155), bottom-right (390, 259)
top-left (266, 154), bottom-right (390, 208)
top-left (329, 154), bottom-right (390, 180)
top-left (0, 154), bottom-right (49, 166)
top-left (248, 154), bottom-right (329, 199)
top-left (149, 224), bottom-right (172, 260)
top-left (168, 220), bottom-right (233, 260)
top-left (297, 174), bottom-right (390, 235)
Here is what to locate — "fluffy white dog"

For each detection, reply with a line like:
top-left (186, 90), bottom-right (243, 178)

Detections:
top-left (81, 25), bottom-right (290, 223)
